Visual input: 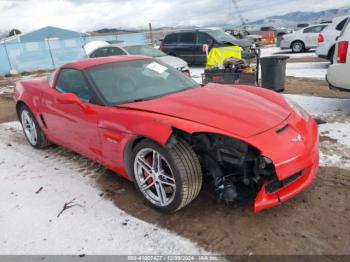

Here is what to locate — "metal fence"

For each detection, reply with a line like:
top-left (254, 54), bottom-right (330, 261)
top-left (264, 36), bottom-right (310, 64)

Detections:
top-left (0, 33), bottom-right (146, 76)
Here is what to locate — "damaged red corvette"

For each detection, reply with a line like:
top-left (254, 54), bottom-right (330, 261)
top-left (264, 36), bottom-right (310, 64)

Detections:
top-left (14, 56), bottom-right (319, 213)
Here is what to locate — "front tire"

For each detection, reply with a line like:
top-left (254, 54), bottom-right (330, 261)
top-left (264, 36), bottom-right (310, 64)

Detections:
top-left (291, 41), bottom-right (305, 53)
top-left (130, 138), bottom-right (202, 213)
top-left (19, 105), bottom-right (50, 149)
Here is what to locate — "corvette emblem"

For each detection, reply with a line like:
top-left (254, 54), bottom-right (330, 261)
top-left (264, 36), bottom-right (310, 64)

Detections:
top-left (291, 134), bottom-right (302, 142)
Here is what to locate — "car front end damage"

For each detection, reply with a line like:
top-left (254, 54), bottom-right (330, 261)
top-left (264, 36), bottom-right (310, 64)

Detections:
top-left (173, 109), bottom-right (319, 213)
top-left (251, 111), bottom-right (319, 212)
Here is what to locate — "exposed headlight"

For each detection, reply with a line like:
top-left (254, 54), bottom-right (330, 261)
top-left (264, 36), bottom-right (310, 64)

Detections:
top-left (285, 97), bottom-right (310, 122)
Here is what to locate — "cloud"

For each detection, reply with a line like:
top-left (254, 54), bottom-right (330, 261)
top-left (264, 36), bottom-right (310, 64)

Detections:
top-left (0, 0), bottom-right (349, 33)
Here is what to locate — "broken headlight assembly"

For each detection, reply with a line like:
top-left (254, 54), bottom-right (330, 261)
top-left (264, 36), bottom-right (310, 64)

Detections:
top-left (285, 97), bottom-right (310, 122)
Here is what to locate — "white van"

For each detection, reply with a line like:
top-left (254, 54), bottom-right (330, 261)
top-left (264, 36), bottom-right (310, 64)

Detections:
top-left (326, 19), bottom-right (350, 91)
top-left (316, 15), bottom-right (350, 63)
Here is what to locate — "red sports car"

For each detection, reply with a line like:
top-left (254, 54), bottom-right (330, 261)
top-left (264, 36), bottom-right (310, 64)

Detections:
top-left (14, 56), bottom-right (319, 213)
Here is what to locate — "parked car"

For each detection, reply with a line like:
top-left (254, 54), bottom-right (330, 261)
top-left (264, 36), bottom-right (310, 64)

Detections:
top-left (316, 15), bottom-right (350, 63)
top-left (280, 24), bottom-right (328, 53)
top-left (260, 26), bottom-right (290, 36)
top-left (326, 19), bottom-right (350, 91)
top-left (160, 29), bottom-right (252, 65)
top-left (84, 41), bottom-right (190, 75)
top-left (14, 56), bottom-right (319, 213)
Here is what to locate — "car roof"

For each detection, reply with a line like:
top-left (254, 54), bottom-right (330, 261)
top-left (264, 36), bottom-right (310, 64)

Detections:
top-left (166, 28), bottom-right (219, 35)
top-left (62, 55), bottom-right (148, 70)
top-left (110, 42), bottom-right (145, 47)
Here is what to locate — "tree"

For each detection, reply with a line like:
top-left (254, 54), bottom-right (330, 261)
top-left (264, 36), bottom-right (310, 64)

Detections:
top-left (8, 29), bottom-right (22, 37)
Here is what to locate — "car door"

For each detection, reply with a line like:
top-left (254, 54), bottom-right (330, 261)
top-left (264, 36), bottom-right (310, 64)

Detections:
top-left (176, 32), bottom-right (196, 64)
top-left (195, 32), bottom-right (215, 65)
top-left (40, 68), bottom-right (101, 161)
top-left (303, 25), bottom-right (326, 47)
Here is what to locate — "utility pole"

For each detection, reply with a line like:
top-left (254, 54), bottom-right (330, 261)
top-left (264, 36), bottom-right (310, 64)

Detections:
top-left (232, 0), bottom-right (247, 30)
top-left (149, 23), bottom-right (154, 47)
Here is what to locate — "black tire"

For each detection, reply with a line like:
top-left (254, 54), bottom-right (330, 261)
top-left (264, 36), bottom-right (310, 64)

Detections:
top-left (130, 138), bottom-right (202, 213)
top-left (19, 104), bottom-right (50, 149)
top-left (291, 41), bottom-right (305, 53)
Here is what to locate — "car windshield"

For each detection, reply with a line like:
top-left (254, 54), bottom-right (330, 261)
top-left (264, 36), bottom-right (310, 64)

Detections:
top-left (123, 45), bottom-right (166, 57)
top-left (87, 59), bottom-right (199, 105)
top-left (206, 30), bottom-right (237, 43)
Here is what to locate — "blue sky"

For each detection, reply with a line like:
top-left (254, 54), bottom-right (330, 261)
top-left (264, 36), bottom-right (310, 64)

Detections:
top-left (0, 0), bottom-right (349, 32)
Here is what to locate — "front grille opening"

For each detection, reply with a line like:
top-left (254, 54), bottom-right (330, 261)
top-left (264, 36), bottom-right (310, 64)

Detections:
top-left (266, 171), bottom-right (303, 194)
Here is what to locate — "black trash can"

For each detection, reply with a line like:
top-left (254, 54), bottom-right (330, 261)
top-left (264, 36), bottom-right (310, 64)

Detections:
top-left (260, 55), bottom-right (289, 92)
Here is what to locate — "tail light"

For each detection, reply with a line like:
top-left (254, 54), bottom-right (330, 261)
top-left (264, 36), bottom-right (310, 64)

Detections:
top-left (318, 34), bottom-right (324, 43)
top-left (182, 70), bottom-right (191, 77)
top-left (337, 41), bottom-right (349, 64)
top-left (159, 42), bottom-right (165, 52)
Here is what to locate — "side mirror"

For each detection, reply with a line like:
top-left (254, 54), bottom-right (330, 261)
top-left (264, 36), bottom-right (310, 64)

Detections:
top-left (57, 93), bottom-right (94, 114)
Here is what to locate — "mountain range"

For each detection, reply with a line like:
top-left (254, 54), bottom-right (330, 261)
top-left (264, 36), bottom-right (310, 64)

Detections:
top-left (249, 7), bottom-right (350, 25)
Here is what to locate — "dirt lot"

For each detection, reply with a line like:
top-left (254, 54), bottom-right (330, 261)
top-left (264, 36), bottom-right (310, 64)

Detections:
top-left (285, 77), bottom-right (350, 98)
top-left (0, 95), bottom-right (17, 123)
top-left (0, 69), bottom-right (349, 255)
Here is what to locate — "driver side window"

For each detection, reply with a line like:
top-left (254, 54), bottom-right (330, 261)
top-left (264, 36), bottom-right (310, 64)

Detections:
top-left (56, 69), bottom-right (92, 102)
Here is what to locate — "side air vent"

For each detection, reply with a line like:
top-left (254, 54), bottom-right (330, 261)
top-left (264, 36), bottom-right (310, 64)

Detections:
top-left (276, 124), bottom-right (288, 134)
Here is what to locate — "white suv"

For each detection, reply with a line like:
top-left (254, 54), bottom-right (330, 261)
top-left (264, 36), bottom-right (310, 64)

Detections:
top-left (280, 24), bottom-right (328, 53)
top-left (326, 19), bottom-right (350, 91)
top-left (316, 15), bottom-right (350, 63)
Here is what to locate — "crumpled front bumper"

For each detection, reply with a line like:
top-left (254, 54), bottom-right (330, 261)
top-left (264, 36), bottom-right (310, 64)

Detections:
top-left (249, 113), bottom-right (319, 213)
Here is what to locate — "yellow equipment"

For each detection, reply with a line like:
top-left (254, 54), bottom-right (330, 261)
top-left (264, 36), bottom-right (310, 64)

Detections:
top-left (205, 46), bottom-right (242, 69)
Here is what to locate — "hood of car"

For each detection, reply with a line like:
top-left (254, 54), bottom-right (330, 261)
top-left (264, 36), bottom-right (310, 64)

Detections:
top-left (155, 55), bottom-right (188, 69)
top-left (224, 39), bottom-right (252, 48)
top-left (121, 84), bottom-right (291, 138)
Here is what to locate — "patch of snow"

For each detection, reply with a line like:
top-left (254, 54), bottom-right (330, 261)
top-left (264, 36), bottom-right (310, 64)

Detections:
top-left (0, 86), bottom-right (14, 95)
top-left (260, 47), bottom-right (317, 58)
top-left (0, 122), bottom-right (208, 255)
top-left (285, 62), bottom-right (328, 80)
top-left (284, 94), bottom-right (350, 115)
top-left (319, 123), bottom-right (350, 146)
top-left (190, 67), bottom-right (204, 84)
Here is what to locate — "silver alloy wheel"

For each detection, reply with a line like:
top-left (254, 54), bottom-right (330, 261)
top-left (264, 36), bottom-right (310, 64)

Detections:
top-left (21, 110), bottom-right (38, 146)
top-left (292, 42), bottom-right (303, 52)
top-left (134, 148), bottom-right (176, 207)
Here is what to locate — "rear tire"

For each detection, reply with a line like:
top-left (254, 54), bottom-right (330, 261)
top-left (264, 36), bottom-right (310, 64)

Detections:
top-left (291, 41), bottom-right (305, 53)
top-left (19, 105), bottom-right (50, 149)
top-left (130, 138), bottom-right (202, 213)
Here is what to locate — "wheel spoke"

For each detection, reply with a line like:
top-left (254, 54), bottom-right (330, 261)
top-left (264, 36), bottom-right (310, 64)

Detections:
top-left (155, 183), bottom-right (167, 205)
top-left (140, 174), bottom-right (153, 186)
top-left (159, 171), bottom-right (175, 182)
top-left (160, 180), bottom-right (175, 187)
top-left (136, 156), bottom-right (152, 175)
top-left (142, 181), bottom-right (155, 191)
